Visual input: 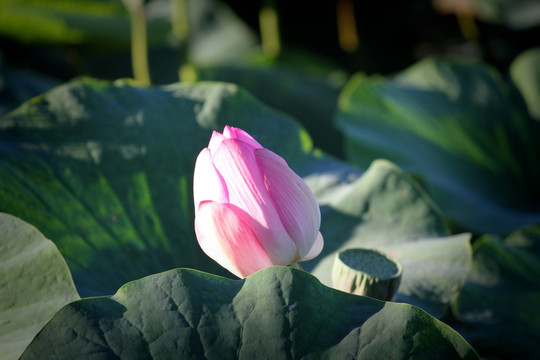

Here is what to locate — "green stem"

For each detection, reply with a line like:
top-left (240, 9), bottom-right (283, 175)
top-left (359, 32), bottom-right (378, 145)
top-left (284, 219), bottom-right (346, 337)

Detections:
top-left (171, 0), bottom-right (196, 82)
top-left (126, 0), bottom-right (151, 85)
top-left (456, 13), bottom-right (478, 41)
top-left (171, 0), bottom-right (189, 41)
top-left (336, 0), bottom-right (359, 53)
top-left (288, 263), bottom-right (303, 270)
top-left (259, 0), bottom-right (281, 59)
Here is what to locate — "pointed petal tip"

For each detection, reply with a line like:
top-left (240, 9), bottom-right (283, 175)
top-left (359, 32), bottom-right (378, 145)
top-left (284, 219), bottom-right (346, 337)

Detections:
top-left (208, 131), bottom-right (227, 154)
top-left (228, 126), bottom-right (263, 148)
top-left (223, 125), bottom-right (233, 137)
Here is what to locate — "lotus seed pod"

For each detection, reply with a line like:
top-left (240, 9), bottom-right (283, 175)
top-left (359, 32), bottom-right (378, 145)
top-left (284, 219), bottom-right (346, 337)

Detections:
top-left (332, 248), bottom-right (402, 301)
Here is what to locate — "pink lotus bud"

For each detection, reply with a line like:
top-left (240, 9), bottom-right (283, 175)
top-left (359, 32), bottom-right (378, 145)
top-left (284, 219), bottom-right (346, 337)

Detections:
top-left (193, 126), bottom-right (324, 278)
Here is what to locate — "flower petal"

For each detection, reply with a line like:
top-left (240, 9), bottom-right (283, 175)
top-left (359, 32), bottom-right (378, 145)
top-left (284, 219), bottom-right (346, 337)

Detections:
top-left (211, 139), bottom-right (298, 265)
top-left (208, 131), bottom-right (227, 155)
top-left (195, 200), bottom-right (275, 278)
top-left (255, 148), bottom-right (321, 260)
top-left (193, 148), bottom-right (228, 209)
top-left (224, 125), bottom-right (263, 148)
top-left (301, 232), bottom-right (324, 262)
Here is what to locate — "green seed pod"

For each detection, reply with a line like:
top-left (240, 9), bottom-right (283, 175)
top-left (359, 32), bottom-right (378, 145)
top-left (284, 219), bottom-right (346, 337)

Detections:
top-left (332, 248), bottom-right (403, 301)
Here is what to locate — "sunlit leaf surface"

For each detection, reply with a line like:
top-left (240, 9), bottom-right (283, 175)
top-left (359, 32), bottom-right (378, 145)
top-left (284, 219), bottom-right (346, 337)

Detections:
top-left (21, 267), bottom-right (479, 360)
top-left (336, 57), bottom-right (540, 235)
top-left (0, 213), bottom-right (79, 360)
top-left (454, 226), bottom-right (540, 359)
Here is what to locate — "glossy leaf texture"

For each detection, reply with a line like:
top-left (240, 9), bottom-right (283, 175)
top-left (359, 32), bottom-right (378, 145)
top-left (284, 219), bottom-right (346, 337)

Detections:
top-left (453, 226), bottom-right (540, 359)
top-left (0, 213), bottom-right (79, 360)
top-left (335, 57), bottom-right (540, 235)
top-left (21, 267), bottom-right (479, 360)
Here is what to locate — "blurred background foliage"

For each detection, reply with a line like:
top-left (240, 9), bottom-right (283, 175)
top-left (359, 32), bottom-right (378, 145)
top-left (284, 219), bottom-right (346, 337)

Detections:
top-left (2, 0), bottom-right (540, 126)
top-left (1, 0), bottom-right (539, 137)
top-left (0, 0), bottom-right (538, 167)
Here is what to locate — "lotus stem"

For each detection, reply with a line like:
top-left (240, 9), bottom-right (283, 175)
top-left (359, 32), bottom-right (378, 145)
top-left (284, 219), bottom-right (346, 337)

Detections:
top-left (125, 0), bottom-right (151, 85)
top-left (259, 0), bottom-right (281, 59)
top-left (337, 0), bottom-right (359, 53)
top-left (171, 0), bottom-right (197, 82)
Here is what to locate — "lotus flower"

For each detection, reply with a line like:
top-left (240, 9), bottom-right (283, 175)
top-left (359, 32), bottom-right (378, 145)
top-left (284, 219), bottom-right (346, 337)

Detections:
top-left (193, 126), bottom-right (324, 278)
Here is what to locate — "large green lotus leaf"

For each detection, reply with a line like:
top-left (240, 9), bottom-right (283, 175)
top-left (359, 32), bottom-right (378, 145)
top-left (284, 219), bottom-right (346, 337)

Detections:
top-left (510, 47), bottom-right (540, 122)
top-left (336, 57), bottom-right (540, 235)
top-left (453, 227), bottom-right (540, 359)
top-left (0, 213), bottom-right (80, 360)
top-left (0, 0), bottom-right (170, 47)
top-left (305, 160), bottom-right (471, 318)
top-left (20, 267), bottom-right (479, 360)
top-left (0, 79), bottom-right (316, 297)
